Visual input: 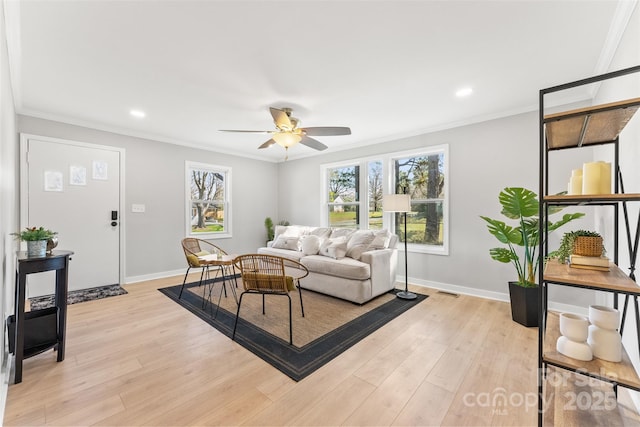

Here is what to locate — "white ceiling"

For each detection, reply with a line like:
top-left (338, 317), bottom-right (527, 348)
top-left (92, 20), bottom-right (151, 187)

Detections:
top-left (5, 0), bottom-right (638, 162)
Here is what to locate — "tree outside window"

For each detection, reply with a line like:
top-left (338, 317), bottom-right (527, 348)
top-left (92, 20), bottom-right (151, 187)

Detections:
top-left (327, 165), bottom-right (359, 228)
top-left (394, 152), bottom-right (445, 246)
top-left (368, 161), bottom-right (383, 229)
top-left (186, 162), bottom-right (231, 237)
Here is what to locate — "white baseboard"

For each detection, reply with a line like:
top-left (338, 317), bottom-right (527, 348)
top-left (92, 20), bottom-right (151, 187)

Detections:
top-left (404, 275), bottom-right (588, 315)
top-left (125, 268), bottom-right (186, 284)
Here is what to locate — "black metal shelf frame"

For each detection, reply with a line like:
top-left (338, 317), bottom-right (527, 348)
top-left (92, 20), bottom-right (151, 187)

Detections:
top-left (538, 65), bottom-right (640, 426)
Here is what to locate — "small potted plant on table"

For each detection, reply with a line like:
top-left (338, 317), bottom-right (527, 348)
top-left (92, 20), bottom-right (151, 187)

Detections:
top-left (12, 227), bottom-right (58, 258)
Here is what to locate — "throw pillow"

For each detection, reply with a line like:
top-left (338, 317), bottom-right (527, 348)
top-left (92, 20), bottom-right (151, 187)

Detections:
top-left (369, 229), bottom-right (392, 250)
top-left (272, 236), bottom-right (300, 251)
top-left (328, 240), bottom-right (348, 260)
top-left (346, 230), bottom-right (375, 260)
top-left (301, 235), bottom-right (321, 255)
top-left (273, 225), bottom-right (289, 240)
top-left (319, 236), bottom-right (346, 257)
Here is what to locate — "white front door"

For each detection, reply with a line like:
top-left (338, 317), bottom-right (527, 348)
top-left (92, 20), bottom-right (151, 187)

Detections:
top-left (21, 135), bottom-right (123, 296)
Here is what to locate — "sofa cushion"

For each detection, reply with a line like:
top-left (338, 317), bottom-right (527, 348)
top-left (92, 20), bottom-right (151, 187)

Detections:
top-left (301, 255), bottom-right (371, 280)
top-left (307, 227), bottom-right (331, 239)
top-left (330, 228), bottom-right (355, 240)
top-left (301, 235), bottom-right (321, 255)
top-left (346, 230), bottom-right (375, 260)
top-left (257, 246), bottom-right (306, 262)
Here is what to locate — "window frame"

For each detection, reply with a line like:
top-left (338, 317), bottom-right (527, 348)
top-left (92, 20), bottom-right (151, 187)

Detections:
top-left (320, 144), bottom-right (449, 255)
top-left (185, 161), bottom-right (232, 239)
top-left (390, 145), bottom-right (449, 256)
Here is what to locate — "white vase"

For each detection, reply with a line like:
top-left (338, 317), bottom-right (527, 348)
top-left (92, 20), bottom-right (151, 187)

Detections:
top-left (26, 240), bottom-right (47, 257)
top-left (556, 336), bottom-right (593, 361)
top-left (559, 313), bottom-right (589, 342)
top-left (589, 305), bottom-right (620, 330)
top-left (588, 324), bottom-right (622, 362)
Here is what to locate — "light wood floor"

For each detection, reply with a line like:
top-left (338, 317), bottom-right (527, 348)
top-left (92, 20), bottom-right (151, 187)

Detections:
top-left (0, 275), bottom-right (631, 426)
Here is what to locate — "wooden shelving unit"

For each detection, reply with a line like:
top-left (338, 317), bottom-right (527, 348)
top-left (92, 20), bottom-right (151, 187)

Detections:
top-left (544, 97), bottom-right (640, 150)
top-left (538, 65), bottom-right (640, 426)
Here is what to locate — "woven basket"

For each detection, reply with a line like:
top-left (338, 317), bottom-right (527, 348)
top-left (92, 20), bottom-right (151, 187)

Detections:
top-left (573, 236), bottom-right (603, 257)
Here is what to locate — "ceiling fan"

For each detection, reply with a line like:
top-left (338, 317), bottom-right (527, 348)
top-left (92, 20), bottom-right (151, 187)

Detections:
top-left (220, 107), bottom-right (351, 158)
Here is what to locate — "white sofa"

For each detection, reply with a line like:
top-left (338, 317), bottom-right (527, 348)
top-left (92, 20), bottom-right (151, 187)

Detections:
top-left (257, 225), bottom-right (399, 304)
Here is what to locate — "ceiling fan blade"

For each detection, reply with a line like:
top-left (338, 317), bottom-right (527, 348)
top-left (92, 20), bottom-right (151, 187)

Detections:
top-left (219, 129), bottom-right (273, 134)
top-left (301, 127), bottom-right (351, 136)
top-left (299, 135), bottom-right (328, 151)
top-left (270, 107), bottom-right (293, 130)
top-left (258, 139), bottom-right (277, 149)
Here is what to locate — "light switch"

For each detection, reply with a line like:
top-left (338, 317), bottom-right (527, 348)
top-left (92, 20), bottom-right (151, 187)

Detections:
top-left (132, 204), bottom-right (146, 213)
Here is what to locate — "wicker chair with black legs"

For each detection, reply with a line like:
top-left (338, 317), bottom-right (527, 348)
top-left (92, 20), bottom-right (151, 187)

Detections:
top-left (232, 254), bottom-right (309, 345)
top-left (179, 238), bottom-right (229, 300)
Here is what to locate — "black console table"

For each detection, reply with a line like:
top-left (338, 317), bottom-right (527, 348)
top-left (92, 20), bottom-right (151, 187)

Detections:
top-left (11, 250), bottom-right (73, 383)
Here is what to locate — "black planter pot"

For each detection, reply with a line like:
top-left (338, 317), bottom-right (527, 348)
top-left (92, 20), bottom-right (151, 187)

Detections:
top-left (508, 281), bottom-right (539, 327)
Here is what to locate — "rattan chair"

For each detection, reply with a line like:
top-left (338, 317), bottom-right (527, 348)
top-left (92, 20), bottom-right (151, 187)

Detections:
top-left (232, 254), bottom-right (309, 344)
top-left (179, 238), bottom-right (228, 300)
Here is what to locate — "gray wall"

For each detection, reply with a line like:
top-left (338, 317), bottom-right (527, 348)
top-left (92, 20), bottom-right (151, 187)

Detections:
top-left (278, 111), bottom-right (595, 305)
top-left (0, 0), bottom-right (19, 411)
top-left (17, 116), bottom-right (279, 280)
top-left (593, 2), bottom-right (640, 401)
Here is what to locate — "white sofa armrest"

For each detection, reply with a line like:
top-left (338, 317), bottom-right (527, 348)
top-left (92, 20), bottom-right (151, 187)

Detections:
top-left (360, 248), bottom-right (398, 298)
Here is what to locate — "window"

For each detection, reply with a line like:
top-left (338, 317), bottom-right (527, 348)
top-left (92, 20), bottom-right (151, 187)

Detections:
top-left (368, 161), bottom-right (383, 229)
top-left (327, 164), bottom-right (360, 228)
top-left (186, 161), bottom-right (231, 238)
top-left (321, 145), bottom-right (448, 255)
top-left (392, 146), bottom-right (448, 254)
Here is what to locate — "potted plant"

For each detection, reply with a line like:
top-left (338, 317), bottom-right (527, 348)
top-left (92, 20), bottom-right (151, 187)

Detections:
top-left (12, 226), bottom-right (58, 258)
top-left (549, 230), bottom-right (604, 264)
top-left (264, 217), bottom-right (275, 244)
top-left (480, 187), bottom-right (584, 327)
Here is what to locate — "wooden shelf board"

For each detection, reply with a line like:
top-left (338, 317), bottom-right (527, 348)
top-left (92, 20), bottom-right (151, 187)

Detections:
top-left (544, 97), bottom-right (640, 149)
top-left (543, 312), bottom-right (640, 390)
top-left (544, 260), bottom-right (640, 294)
top-left (543, 194), bottom-right (640, 204)
top-left (543, 366), bottom-right (634, 426)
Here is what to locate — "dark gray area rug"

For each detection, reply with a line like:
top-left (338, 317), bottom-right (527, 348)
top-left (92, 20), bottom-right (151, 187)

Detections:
top-left (29, 284), bottom-right (128, 310)
top-left (159, 278), bottom-right (427, 381)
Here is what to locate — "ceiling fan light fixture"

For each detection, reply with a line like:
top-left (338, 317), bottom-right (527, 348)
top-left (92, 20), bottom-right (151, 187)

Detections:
top-left (273, 132), bottom-right (302, 148)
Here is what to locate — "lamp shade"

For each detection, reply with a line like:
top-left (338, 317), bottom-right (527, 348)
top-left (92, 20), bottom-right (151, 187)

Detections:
top-left (383, 194), bottom-right (411, 212)
top-left (273, 132), bottom-right (302, 148)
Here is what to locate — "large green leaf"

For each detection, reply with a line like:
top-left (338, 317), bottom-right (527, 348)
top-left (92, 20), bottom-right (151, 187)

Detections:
top-left (548, 212), bottom-right (586, 232)
top-left (499, 187), bottom-right (538, 220)
top-left (489, 247), bottom-right (518, 263)
top-left (480, 216), bottom-right (522, 244)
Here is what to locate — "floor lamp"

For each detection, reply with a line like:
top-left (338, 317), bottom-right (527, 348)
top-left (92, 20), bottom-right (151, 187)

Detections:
top-left (383, 193), bottom-right (417, 300)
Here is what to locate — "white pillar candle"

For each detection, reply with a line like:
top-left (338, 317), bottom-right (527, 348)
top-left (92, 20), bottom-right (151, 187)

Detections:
top-left (599, 162), bottom-right (612, 194)
top-left (569, 174), bottom-right (583, 195)
top-left (582, 162), bottom-right (602, 195)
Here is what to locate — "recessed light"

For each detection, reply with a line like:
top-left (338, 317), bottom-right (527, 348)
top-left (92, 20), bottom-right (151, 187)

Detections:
top-left (456, 87), bottom-right (473, 98)
top-left (130, 109), bottom-right (146, 118)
